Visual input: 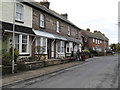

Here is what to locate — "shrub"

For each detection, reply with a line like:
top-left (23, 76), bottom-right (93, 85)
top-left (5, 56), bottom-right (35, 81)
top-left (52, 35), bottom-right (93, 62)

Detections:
top-left (9, 47), bottom-right (19, 62)
top-left (2, 48), bottom-right (19, 66)
top-left (2, 50), bottom-right (12, 66)
top-left (89, 48), bottom-right (98, 56)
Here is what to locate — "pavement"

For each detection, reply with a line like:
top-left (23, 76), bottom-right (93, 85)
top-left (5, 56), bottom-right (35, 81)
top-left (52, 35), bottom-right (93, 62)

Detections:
top-left (1, 57), bottom-right (97, 87)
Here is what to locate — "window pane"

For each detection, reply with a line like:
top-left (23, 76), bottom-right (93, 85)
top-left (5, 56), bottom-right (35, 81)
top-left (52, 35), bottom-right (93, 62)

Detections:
top-left (42, 38), bottom-right (46, 53)
top-left (15, 43), bottom-right (19, 50)
top-left (15, 34), bottom-right (19, 51)
top-left (40, 14), bottom-right (44, 27)
top-left (22, 35), bottom-right (27, 53)
top-left (22, 44), bottom-right (27, 52)
top-left (16, 3), bottom-right (23, 20)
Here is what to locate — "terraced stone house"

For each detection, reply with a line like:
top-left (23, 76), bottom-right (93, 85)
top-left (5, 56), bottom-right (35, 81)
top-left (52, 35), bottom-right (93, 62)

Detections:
top-left (1, 0), bottom-right (83, 61)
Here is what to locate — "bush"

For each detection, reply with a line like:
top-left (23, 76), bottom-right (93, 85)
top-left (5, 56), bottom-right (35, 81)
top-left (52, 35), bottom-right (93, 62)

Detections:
top-left (89, 48), bottom-right (98, 56)
top-left (2, 50), bottom-right (12, 66)
top-left (2, 48), bottom-right (19, 66)
top-left (9, 47), bottom-right (19, 62)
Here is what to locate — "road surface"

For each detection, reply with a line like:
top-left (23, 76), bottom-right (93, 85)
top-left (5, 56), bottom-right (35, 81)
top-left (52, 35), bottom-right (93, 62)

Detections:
top-left (5, 54), bottom-right (118, 88)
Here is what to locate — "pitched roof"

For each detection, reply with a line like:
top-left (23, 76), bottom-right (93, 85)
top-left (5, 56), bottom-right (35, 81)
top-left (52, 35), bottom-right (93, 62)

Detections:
top-left (81, 30), bottom-right (109, 41)
top-left (20, 0), bottom-right (81, 30)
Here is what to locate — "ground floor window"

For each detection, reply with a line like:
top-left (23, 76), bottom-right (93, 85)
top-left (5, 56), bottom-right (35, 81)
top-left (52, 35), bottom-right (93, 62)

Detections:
top-left (36, 37), bottom-right (47, 54)
top-left (66, 42), bottom-right (73, 53)
top-left (57, 41), bottom-right (65, 53)
top-left (15, 34), bottom-right (29, 54)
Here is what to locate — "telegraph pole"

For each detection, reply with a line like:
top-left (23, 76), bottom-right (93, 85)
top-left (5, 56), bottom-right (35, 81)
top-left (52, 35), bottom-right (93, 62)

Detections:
top-left (12, 0), bottom-right (15, 74)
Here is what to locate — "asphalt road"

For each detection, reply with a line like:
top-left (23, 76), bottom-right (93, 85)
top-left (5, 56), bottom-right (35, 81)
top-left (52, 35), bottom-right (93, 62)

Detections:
top-left (7, 54), bottom-right (118, 88)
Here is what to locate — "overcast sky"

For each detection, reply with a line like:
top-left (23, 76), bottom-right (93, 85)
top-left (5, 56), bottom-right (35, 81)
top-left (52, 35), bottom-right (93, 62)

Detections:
top-left (35, 0), bottom-right (119, 44)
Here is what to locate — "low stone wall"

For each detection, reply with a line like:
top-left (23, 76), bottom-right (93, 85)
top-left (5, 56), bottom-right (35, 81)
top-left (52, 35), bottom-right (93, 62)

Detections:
top-left (17, 61), bottom-right (44, 71)
top-left (17, 57), bottom-right (76, 71)
top-left (45, 59), bottom-right (61, 66)
top-left (2, 64), bottom-right (17, 75)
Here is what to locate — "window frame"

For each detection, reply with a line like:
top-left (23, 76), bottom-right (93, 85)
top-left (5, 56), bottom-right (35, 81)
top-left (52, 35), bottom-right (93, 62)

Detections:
top-left (35, 37), bottom-right (47, 54)
top-left (16, 3), bottom-right (24, 22)
top-left (40, 14), bottom-right (45, 28)
top-left (15, 34), bottom-right (29, 55)
top-left (56, 21), bottom-right (60, 33)
top-left (68, 26), bottom-right (71, 36)
top-left (66, 42), bottom-right (73, 53)
top-left (57, 41), bottom-right (65, 54)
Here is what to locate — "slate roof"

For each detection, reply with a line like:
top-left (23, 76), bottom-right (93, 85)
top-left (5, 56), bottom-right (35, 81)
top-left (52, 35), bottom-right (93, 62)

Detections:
top-left (20, 0), bottom-right (81, 30)
top-left (81, 30), bottom-right (109, 41)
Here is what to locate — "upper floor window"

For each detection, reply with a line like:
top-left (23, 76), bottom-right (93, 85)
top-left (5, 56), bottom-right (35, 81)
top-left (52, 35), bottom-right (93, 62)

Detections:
top-left (56, 21), bottom-right (60, 33)
top-left (40, 14), bottom-right (45, 28)
top-left (16, 3), bottom-right (23, 21)
top-left (68, 26), bottom-right (70, 35)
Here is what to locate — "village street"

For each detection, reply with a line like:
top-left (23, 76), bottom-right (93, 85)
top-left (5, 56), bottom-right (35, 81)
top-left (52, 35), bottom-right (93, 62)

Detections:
top-left (4, 54), bottom-right (118, 88)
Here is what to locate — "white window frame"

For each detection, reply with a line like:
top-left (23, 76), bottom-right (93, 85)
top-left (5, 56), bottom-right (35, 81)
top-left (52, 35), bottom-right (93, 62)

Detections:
top-left (66, 42), bottom-right (73, 53)
top-left (16, 3), bottom-right (24, 21)
top-left (96, 39), bottom-right (97, 44)
top-left (98, 40), bottom-right (99, 44)
top-left (68, 26), bottom-right (70, 35)
top-left (15, 34), bottom-right (29, 55)
top-left (57, 41), bottom-right (65, 54)
top-left (56, 21), bottom-right (60, 33)
top-left (40, 14), bottom-right (45, 28)
top-left (35, 37), bottom-right (47, 54)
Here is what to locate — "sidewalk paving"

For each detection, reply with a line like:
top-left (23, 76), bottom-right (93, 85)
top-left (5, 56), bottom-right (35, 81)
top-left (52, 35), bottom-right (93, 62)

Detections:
top-left (1, 57), bottom-right (96, 87)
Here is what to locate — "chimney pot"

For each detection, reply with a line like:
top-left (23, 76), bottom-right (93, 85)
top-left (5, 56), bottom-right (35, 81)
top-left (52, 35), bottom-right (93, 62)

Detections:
top-left (61, 13), bottom-right (68, 19)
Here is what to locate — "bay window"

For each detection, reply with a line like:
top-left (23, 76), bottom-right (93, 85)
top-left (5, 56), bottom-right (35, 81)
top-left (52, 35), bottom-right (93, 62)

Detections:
top-left (15, 34), bottom-right (29, 54)
top-left (66, 42), bottom-right (73, 53)
top-left (57, 41), bottom-right (65, 53)
top-left (36, 37), bottom-right (47, 54)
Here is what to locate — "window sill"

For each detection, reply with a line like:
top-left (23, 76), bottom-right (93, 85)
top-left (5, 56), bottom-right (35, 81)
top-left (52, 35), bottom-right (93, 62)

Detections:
top-left (57, 52), bottom-right (65, 54)
top-left (34, 53), bottom-right (47, 55)
top-left (19, 53), bottom-right (30, 56)
top-left (15, 19), bottom-right (24, 23)
top-left (40, 26), bottom-right (45, 29)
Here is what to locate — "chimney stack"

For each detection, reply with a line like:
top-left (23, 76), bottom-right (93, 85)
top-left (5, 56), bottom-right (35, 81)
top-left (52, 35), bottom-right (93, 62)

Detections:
top-left (40, 0), bottom-right (50, 9)
top-left (94, 30), bottom-right (97, 33)
top-left (61, 13), bottom-right (68, 19)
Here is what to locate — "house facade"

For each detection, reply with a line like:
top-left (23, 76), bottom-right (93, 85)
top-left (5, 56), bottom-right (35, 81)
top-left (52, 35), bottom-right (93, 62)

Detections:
top-left (30, 1), bottom-right (82, 59)
top-left (1, 0), bottom-right (34, 59)
top-left (81, 29), bottom-right (109, 54)
top-left (1, 0), bottom-right (83, 60)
